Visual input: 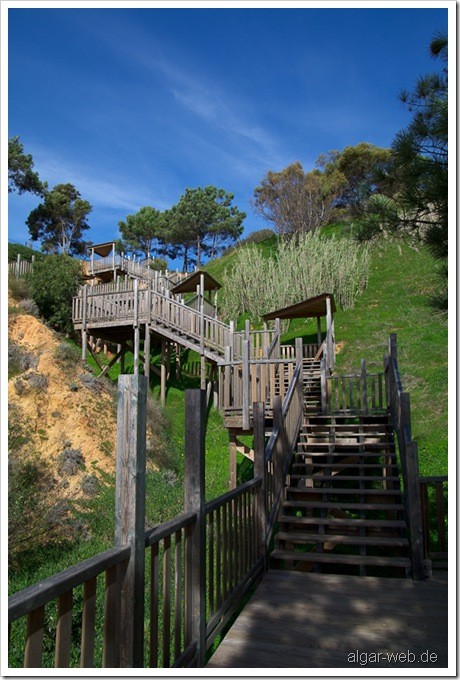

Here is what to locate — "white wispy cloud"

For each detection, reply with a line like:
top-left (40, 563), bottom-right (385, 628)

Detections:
top-left (29, 147), bottom-right (163, 214)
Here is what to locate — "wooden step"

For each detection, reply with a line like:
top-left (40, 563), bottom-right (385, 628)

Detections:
top-left (274, 531), bottom-right (409, 548)
top-left (282, 500), bottom-right (405, 511)
top-left (286, 487), bottom-right (402, 497)
top-left (270, 550), bottom-right (411, 569)
top-left (296, 450), bottom-right (393, 458)
top-left (289, 474), bottom-right (401, 483)
top-left (278, 515), bottom-right (407, 529)
top-left (292, 462), bottom-right (398, 470)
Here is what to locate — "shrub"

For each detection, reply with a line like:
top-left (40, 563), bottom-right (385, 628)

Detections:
top-left (19, 298), bottom-right (40, 316)
top-left (28, 254), bottom-right (82, 333)
top-left (58, 448), bottom-right (85, 476)
top-left (8, 341), bottom-right (37, 378)
top-left (81, 474), bottom-right (100, 496)
top-left (53, 341), bottom-right (80, 364)
top-left (8, 276), bottom-right (31, 301)
top-left (13, 371), bottom-right (48, 395)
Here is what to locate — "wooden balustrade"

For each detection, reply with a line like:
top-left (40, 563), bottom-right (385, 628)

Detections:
top-left (279, 343), bottom-right (320, 360)
top-left (8, 546), bottom-right (131, 668)
top-left (420, 476), bottom-right (448, 570)
top-left (205, 479), bottom-right (263, 650)
top-left (384, 334), bottom-right (426, 580)
top-left (219, 357), bottom-right (297, 426)
top-left (145, 512), bottom-right (198, 667)
top-left (263, 361), bottom-right (304, 543)
top-left (8, 258), bottom-right (34, 278)
top-left (325, 365), bottom-right (386, 415)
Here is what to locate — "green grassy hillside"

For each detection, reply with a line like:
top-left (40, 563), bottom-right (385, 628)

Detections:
top-left (208, 233), bottom-right (447, 477)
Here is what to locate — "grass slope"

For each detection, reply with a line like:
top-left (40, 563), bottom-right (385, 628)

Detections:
top-left (207, 229), bottom-right (447, 476)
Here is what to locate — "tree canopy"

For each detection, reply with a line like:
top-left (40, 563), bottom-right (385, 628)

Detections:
top-left (318, 143), bottom-right (393, 217)
top-left (165, 186), bottom-right (245, 270)
top-left (253, 161), bottom-right (345, 237)
top-left (118, 206), bottom-right (165, 259)
top-left (26, 183), bottom-right (92, 256)
top-left (8, 136), bottom-right (45, 196)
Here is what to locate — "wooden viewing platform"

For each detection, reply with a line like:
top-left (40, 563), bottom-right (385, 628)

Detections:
top-left (207, 570), bottom-right (449, 669)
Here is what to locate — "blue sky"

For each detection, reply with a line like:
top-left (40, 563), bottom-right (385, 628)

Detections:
top-left (7, 2), bottom-right (448, 266)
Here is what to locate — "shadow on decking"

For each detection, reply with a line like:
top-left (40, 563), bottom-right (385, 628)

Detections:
top-left (206, 570), bottom-right (448, 669)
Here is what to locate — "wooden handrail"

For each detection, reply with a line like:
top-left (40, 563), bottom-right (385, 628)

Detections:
top-left (385, 333), bottom-right (426, 580)
top-left (8, 546), bottom-right (131, 622)
top-left (419, 476), bottom-right (448, 569)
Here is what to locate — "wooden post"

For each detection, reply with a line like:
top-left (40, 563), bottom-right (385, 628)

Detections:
top-left (160, 341), bottom-right (166, 405)
top-left (253, 402), bottom-right (267, 571)
top-left (274, 318), bottom-right (280, 358)
top-left (229, 320), bottom-right (235, 357)
top-left (115, 375), bottom-right (147, 667)
top-left (229, 431), bottom-right (237, 490)
top-left (120, 348), bottom-right (125, 375)
top-left (81, 286), bottom-right (88, 363)
top-left (133, 328), bottom-right (140, 376)
top-left (81, 330), bottom-right (87, 364)
top-left (316, 317), bottom-right (322, 346)
top-left (200, 274), bottom-right (205, 355)
top-left (90, 247), bottom-right (94, 276)
top-left (326, 296), bottom-right (333, 371)
top-left (245, 319), bottom-right (250, 342)
top-left (200, 355), bottom-right (206, 391)
top-left (361, 358), bottom-right (368, 414)
top-left (184, 389), bottom-right (206, 667)
top-left (175, 342), bottom-right (181, 381)
top-left (295, 337), bottom-right (303, 365)
top-left (320, 357), bottom-right (327, 414)
top-left (242, 339), bottom-right (250, 431)
top-left (144, 325), bottom-right (150, 382)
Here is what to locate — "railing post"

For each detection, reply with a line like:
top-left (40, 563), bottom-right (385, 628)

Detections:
top-left (81, 286), bottom-right (88, 364)
top-left (295, 337), bottom-right (303, 366)
top-left (274, 318), bottom-right (280, 358)
top-left (406, 440), bottom-right (426, 580)
top-left (184, 389), bottom-right (206, 667)
top-left (253, 401), bottom-right (267, 571)
top-left (115, 374), bottom-right (147, 667)
top-left (360, 359), bottom-right (368, 414)
top-left (325, 295), bottom-right (333, 371)
top-left (242, 340), bottom-right (250, 431)
top-left (320, 357), bottom-right (327, 414)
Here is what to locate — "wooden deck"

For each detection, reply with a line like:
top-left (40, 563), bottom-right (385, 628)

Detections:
top-left (206, 570), bottom-right (448, 669)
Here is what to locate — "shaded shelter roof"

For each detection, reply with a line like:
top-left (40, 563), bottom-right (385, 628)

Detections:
top-left (88, 242), bottom-right (115, 257)
top-left (170, 270), bottom-right (222, 294)
top-left (262, 293), bottom-right (336, 321)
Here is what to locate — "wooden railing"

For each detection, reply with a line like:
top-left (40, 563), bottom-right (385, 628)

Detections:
top-left (420, 476), bottom-right (448, 570)
top-left (8, 257), bottom-right (34, 278)
top-left (8, 546), bottom-right (131, 667)
top-left (205, 479), bottom-right (263, 650)
top-left (324, 360), bottom-right (386, 415)
top-left (8, 382), bottom-right (270, 669)
top-left (279, 343), bottom-right (320, 360)
top-left (384, 334), bottom-right (426, 580)
top-left (219, 356), bottom-right (298, 428)
top-left (73, 286), bottom-right (232, 359)
top-left (262, 361), bottom-right (304, 543)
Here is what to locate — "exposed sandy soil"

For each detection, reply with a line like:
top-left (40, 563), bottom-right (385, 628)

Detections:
top-left (8, 307), bottom-right (118, 500)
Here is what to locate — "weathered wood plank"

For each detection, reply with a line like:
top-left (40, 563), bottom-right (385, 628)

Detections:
top-left (207, 571), bottom-right (448, 668)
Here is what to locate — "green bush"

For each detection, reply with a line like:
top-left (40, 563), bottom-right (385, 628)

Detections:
top-left (28, 255), bottom-right (82, 333)
top-left (8, 275), bottom-right (31, 301)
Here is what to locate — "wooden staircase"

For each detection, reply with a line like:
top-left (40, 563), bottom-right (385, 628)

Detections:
top-left (271, 408), bottom-right (412, 577)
